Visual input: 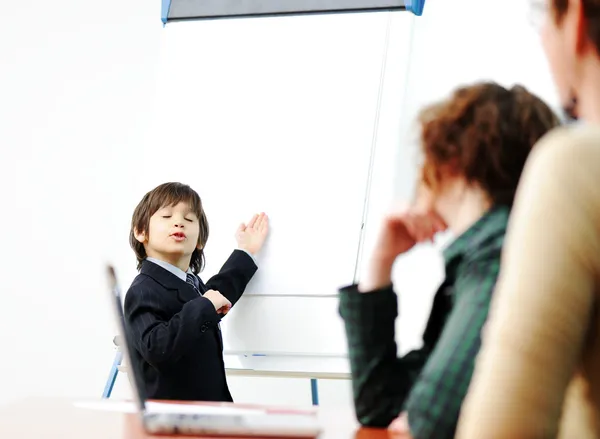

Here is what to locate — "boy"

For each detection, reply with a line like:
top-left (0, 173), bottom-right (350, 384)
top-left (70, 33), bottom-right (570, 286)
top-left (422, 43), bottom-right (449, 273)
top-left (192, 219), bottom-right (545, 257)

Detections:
top-left (124, 182), bottom-right (269, 402)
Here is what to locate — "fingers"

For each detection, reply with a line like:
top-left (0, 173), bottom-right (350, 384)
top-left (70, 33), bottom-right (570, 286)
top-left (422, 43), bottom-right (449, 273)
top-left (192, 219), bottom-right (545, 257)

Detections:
top-left (432, 211), bottom-right (448, 233)
top-left (218, 303), bottom-right (232, 315)
top-left (219, 296), bottom-right (232, 309)
top-left (420, 214), bottom-right (438, 241)
top-left (257, 212), bottom-right (268, 232)
top-left (253, 213), bottom-right (264, 230)
top-left (204, 290), bottom-right (232, 314)
top-left (246, 213), bottom-right (259, 229)
top-left (218, 298), bottom-right (232, 315)
top-left (236, 223), bottom-right (246, 234)
top-left (388, 418), bottom-right (404, 433)
top-left (403, 212), bottom-right (438, 243)
top-left (253, 212), bottom-right (267, 230)
top-left (402, 213), bottom-right (426, 242)
top-left (421, 207), bottom-right (447, 233)
top-left (385, 200), bottom-right (444, 245)
top-left (388, 412), bottom-right (410, 433)
top-left (244, 212), bottom-right (269, 233)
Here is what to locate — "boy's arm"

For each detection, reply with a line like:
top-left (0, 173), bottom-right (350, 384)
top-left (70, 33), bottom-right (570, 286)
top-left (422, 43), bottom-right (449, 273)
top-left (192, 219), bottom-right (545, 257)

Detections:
top-left (203, 249), bottom-right (257, 307)
top-left (124, 279), bottom-right (220, 369)
top-left (338, 285), bottom-right (429, 428)
top-left (401, 247), bottom-right (500, 439)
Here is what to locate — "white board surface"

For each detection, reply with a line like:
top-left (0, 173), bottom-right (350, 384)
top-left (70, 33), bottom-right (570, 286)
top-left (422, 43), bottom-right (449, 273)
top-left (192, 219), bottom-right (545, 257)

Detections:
top-left (150, 13), bottom-right (393, 296)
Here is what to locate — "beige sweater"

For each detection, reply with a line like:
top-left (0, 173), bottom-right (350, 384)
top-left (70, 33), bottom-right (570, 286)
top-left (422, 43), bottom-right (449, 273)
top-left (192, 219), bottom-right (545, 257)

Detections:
top-left (455, 125), bottom-right (600, 439)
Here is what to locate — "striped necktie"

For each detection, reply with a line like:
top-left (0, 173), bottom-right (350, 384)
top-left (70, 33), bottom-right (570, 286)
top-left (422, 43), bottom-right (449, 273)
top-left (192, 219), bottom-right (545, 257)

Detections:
top-left (186, 273), bottom-right (202, 295)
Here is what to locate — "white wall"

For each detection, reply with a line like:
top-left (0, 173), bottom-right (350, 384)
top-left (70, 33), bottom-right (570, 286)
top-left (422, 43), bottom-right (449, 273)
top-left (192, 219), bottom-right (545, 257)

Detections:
top-left (0, 0), bottom-right (161, 405)
top-left (0, 0), bottom-right (559, 409)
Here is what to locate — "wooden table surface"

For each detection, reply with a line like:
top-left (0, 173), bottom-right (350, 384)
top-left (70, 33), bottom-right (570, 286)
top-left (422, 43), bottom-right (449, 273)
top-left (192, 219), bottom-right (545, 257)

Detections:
top-left (0, 398), bottom-right (400, 439)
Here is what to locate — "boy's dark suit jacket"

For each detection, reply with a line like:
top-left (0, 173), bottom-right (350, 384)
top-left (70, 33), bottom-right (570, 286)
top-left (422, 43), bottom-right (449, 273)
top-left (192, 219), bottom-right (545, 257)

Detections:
top-left (124, 250), bottom-right (257, 402)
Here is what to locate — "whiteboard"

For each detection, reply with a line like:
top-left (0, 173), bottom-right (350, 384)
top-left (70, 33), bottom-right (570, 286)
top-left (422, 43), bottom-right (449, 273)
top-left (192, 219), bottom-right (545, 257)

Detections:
top-left (150, 13), bottom-right (392, 296)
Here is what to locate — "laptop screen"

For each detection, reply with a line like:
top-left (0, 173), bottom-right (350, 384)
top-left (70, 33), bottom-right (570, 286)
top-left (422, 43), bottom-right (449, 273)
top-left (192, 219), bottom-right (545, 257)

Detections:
top-left (106, 265), bottom-right (149, 412)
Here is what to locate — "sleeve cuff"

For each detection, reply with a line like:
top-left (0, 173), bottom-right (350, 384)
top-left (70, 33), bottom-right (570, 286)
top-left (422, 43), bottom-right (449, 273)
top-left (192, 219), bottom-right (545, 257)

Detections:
top-left (339, 283), bottom-right (394, 295)
top-left (192, 296), bottom-right (221, 329)
top-left (236, 248), bottom-right (257, 266)
top-left (338, 283), bottom-right (398, 329)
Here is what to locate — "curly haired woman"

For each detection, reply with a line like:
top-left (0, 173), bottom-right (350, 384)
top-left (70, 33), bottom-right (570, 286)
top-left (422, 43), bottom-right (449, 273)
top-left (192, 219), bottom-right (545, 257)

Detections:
top-left (338, 82), bottom-right (559, 439)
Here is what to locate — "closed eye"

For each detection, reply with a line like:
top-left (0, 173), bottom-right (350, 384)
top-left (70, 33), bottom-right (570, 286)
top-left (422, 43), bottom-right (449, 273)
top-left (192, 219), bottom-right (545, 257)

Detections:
top-left (162, 215), bottom-right (171, 219)
top-left (185, 218), bottom-right (194, 222)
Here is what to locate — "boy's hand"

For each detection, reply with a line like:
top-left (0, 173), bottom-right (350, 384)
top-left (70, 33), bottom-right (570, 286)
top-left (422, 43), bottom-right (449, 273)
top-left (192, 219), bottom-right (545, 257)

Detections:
top-left (203, 290), bottom-right (232, 315)
top-left (235, 212), bottom-right (269, 255)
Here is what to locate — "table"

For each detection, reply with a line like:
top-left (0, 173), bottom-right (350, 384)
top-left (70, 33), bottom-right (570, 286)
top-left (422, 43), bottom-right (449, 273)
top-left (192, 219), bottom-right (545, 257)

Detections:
top-left (0, 398), bottom-right (399, 439)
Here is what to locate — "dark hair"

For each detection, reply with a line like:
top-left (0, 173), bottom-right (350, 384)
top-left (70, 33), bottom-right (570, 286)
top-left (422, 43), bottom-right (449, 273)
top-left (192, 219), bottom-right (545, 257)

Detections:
top-left (552, 0), bottom-right (600, 53)
top-left (129, 182), bottom-right (209, 274)
top-left (418, 82), bottom-right (560, 206)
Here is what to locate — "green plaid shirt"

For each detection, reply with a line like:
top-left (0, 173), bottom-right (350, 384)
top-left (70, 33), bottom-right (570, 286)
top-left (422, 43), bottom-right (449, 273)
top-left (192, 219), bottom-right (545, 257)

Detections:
top-left (339, 206), bottom-right (509, 439)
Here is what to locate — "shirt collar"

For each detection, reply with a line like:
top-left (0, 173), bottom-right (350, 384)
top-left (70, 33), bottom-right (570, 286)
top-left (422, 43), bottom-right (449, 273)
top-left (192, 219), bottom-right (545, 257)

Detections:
top-left (146, 257), bottom-right (193, 282)
top-left (442, 205), bottom-right (510, 268)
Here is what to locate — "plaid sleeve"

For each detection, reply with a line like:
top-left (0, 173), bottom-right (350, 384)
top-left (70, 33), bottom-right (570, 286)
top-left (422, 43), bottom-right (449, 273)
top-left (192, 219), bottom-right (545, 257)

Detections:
top-left (339, 284), bottom-right (427, 427)
top-left (402, 248), bottom-right (501, 439)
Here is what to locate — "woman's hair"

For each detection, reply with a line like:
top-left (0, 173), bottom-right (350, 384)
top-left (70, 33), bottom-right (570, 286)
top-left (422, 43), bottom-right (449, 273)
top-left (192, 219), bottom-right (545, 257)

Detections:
top-left (552, 0), bottom-right (600, 53)
top-left (418, 82), bottom-right (560, 206)
top-left (129, 182), bottom-right (209, 274)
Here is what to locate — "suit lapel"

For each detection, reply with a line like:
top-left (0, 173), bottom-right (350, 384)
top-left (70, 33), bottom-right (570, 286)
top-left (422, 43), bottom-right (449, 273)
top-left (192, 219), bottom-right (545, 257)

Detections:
top-left (176, 284), bottom-right (201, 303)
top-left (140, 260), bottom-right (198, 303)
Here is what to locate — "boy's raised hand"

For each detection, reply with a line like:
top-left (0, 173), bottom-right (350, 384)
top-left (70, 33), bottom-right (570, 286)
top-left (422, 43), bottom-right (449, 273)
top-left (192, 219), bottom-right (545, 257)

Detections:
top-left (235, 212), bottom-right (269, 255)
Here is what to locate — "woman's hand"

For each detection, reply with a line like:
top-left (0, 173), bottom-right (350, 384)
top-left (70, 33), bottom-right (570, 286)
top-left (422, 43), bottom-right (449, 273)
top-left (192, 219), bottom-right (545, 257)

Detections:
top-left (358, 204), bottom-right (446, 292)
top-left (388, 412), bottom-right (412, 437)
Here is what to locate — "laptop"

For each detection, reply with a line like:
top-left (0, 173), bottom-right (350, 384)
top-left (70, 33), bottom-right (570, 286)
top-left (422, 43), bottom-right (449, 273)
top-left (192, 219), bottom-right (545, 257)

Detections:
top-left (105, 264), bottom-right (321, 437)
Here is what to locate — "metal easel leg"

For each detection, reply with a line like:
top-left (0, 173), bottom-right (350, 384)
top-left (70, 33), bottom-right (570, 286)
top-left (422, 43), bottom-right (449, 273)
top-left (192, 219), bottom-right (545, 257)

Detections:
top-left (310, 378), bottom-right (319, 406)
top-left (102, 350), bottom-right (123, 398)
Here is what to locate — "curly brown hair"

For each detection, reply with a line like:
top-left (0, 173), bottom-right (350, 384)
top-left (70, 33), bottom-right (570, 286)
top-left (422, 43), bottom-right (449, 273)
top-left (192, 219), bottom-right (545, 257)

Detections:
top-left (551, 0), bottom-right (600, 53)
top-left (418, 82), bottom-right (560, 206)
top-left (129, 182), bottom-right (209, 274)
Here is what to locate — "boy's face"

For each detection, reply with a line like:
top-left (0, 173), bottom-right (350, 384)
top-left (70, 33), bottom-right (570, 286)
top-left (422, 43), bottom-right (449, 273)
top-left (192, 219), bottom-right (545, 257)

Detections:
top-left (135, 201), bottom-right (201, 269)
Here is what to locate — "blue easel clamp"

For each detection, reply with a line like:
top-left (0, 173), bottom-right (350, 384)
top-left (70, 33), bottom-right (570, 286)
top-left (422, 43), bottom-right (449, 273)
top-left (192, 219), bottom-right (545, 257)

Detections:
top-left (161, 0), bottom-right (172, 25)
top-left (405, 0), bottom-right (426, 16)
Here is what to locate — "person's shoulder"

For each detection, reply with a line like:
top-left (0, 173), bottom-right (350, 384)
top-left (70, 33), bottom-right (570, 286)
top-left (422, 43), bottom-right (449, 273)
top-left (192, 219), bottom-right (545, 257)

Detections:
top-left (124, 274), bottom-right (167, 312)
top-left (126, 273), bottom-right (162, 298)
top-left (530, 125), bottom-right (600, 171)
top-left (516, 124), bottom-right (600, 227)
top-left (515, 125), bottom-right (600, 207)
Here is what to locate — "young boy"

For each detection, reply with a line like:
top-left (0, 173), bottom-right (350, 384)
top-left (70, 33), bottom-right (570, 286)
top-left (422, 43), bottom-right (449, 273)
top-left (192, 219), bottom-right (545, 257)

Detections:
top-left (124, 182), bottom-right (269, 402)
